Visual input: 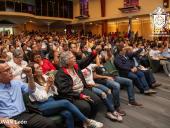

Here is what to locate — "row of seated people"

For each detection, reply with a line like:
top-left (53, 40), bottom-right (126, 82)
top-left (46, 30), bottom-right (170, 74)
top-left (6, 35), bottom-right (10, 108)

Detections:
top-left (0, 33), bottom-right (163, 128)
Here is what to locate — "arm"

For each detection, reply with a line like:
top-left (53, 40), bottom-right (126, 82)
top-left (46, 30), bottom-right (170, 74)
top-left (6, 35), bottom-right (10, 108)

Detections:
top-left (77, 50), bottom-right (97, 70)
top-left (127, 48), bottom-right (143, 58)
top-left (95, 54), bottom-right (101, 66)
top-left (105, 49), bottom-right (113, 61)
top-left (23, 67), bottom-right (36, 92)
top-left (93, 71), bottom-right (108, 79)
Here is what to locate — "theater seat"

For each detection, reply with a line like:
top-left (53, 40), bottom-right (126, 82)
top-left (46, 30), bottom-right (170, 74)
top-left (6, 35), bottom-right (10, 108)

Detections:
top-left (148, 56), bottom-right (161, 73)
top-left (23, 93), bottom-right (64, 127)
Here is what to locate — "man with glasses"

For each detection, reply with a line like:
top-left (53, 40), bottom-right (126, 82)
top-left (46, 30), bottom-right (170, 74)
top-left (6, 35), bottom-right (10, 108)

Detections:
top-left (0, 61), bottom-right (57, 128)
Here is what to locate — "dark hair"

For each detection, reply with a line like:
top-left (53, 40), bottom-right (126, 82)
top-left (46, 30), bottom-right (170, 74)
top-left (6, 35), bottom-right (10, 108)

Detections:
top-left (117, 46), bottom-right (124, 54)
top-left (28, 62), bottom-right (46, 86)
top-left (68, 42), bottom-right (77, 49)
top-left (9, 44), bottom-right (14, 50)
top-left (21, 43), bottom-right (26, 48)
top-left (30, 44), bottom-right (36, 49)
top-left (80, 43), bottom-right (87, 50)
top-left (32, 51), bottom-right (41, 57)
top-left (150, 42), bottom-right (157, 49)
top-left (0, 59), bottom-right (5, 63)
top-left (157, 43), bottom-right (162, 48)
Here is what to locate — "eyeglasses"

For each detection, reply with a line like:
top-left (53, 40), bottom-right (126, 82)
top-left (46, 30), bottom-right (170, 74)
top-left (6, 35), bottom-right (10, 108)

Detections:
top-left (34, 55), bottom-right (41, 59)
top-left (15, 56), bottom-right (23, 58)
top-left (0, 67), bottom-right (11, 73)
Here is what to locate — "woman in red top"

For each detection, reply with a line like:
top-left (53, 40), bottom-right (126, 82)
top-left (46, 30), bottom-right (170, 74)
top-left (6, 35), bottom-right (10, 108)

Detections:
top-left (33, 52), bottom-right (56, 74)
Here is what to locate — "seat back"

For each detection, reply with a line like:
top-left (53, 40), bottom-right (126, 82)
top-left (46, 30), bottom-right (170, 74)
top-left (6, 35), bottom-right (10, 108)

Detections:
top-left (148, 55), bottom-right (161, 73)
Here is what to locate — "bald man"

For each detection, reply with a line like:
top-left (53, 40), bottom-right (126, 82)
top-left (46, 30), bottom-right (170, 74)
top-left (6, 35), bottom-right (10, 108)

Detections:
top-left (0, 62), bottom-right (57, 128)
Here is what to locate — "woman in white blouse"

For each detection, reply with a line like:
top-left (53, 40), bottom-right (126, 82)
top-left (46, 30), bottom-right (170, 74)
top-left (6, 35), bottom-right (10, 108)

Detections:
top-left (28, 63), bottom-right (103, 128)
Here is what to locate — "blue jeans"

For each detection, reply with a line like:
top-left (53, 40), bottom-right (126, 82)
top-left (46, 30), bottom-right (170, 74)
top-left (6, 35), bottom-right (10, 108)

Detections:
top-left (142, 69), bottom-right (156, 88)
top-left (92, 84), bottom-right (114, 112)
top-left (128, 71), bottom-right (149, 92)
top-left (60, 111), bottom-right (74, 128)
top-left (115, 76), bottom-right (135, 102)
top-left (36, 97), bottom-right (88, 128)
top-left (104, 79), bottom-right (120, 109)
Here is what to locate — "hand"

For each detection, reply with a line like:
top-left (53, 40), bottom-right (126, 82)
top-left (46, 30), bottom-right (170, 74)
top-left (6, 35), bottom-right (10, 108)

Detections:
top-left (87, 84), bottom-right (95, 87)
top-left (82, 95), bottom-right (93, 102)
top-left (131, 67), bottom-right (135, 72)
top-left (106, 76), bottom-right (114, 80)
top-left (47, 75), bottom-right (54, 85)
top-left (139, 65), bottom-right (144, 69)
top-left (22, 67), bottom-right (33, 77)
top-left (140, 46), bottom-right (144, 49)
top-left (2, 119), bottom-right (21, 128)
top-left (95, 45), bottom-right (102, 53)
top-left (133, 67), bottom-right (138, 72)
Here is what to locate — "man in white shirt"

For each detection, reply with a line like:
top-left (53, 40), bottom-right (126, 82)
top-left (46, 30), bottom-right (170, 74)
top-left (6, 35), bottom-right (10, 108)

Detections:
top-left (7, 49), bottom-right (28, 82)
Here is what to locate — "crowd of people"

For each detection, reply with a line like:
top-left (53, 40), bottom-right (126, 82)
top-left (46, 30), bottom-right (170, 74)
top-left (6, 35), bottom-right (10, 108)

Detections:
top-left (0, 31), bottom-right (169, 128)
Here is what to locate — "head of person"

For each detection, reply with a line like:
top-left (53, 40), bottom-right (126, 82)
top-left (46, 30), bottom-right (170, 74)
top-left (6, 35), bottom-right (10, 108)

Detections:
top-left (69, 42), bottom-right (77, 54)
top-left (26, 40), bottom-right (31, 47)
top-left (157, 43), bottom-right (163, 52)
top-left (62, 42), bottom-right (69, 51)
top-left (36, 41), bottom-right (42, 51)
top-left (29, 63), bottom-right (43, 77)
top-left (13, 49), bottom-right (24, 65)
top-left (117, 46), bottom-right (126, 55)
top-left (80, 43), bottom-right (88, 52)
top-left (9, 44), bottom-right (15, 53)
top-left (123, 46), bottom-right (133, 54)
top-left (150, 42), bottom-right (158, 50)
top-left (21, 43), bottom-right (27, 51)
top-left (14, 40), bottom-right (20, 48)
top-left (32, 52), bottom-right (42, 64)
top-left (0, 61), bottom-right (13, 84)
top-left (31, 44), bottom-right (38, 52)
top-left (0, 48), bottom-right (8, 58)
top-left (60, 51), bottom-right (76, 68)
top-left (53, 51), bottom-right (60, 65)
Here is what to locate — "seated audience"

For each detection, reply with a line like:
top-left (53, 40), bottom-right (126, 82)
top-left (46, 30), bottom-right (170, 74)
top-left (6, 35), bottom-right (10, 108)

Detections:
top-left (0, 61), bottom-right (57, 128)
top-left (125, 47), bottom-right (161, 88)
top-left (29, 63), bottom-right (103, 128)
top-left (82, 64), bottom-right (123, 122)
top-left (115, 46), bottom-right (157, 94)
top-left (32, 52), bottom-right (56, 74)
top-left (55, 51), bottom-right (101, 119)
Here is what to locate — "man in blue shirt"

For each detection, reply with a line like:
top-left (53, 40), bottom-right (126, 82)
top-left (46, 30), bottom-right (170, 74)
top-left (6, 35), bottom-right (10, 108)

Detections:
top-left (0, 62), bottom-right (57, 128)
top-left (115, 46), bottom-right (157, 94)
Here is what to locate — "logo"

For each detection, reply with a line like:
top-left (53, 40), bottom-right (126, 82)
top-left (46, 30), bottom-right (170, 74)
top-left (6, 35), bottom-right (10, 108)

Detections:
top-left (150, 6), bottom-right (169, 37)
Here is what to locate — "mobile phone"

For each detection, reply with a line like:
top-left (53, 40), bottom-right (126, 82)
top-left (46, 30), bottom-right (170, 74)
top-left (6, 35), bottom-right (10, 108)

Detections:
top-left (88, 98), bottom-right (94, 103)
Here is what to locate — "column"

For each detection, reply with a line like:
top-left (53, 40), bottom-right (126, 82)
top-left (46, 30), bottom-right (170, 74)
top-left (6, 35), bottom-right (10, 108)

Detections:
top-left (102, 21), bottom-right (107, 36)
top-left (100, 0), bottom-right (107, 35)
top-left (100, 0), bottom-right (105, 17)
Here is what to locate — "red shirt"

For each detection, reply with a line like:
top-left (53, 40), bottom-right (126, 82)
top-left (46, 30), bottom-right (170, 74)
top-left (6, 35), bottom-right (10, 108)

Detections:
top-left (41, 59), bottom-right (56, 74)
